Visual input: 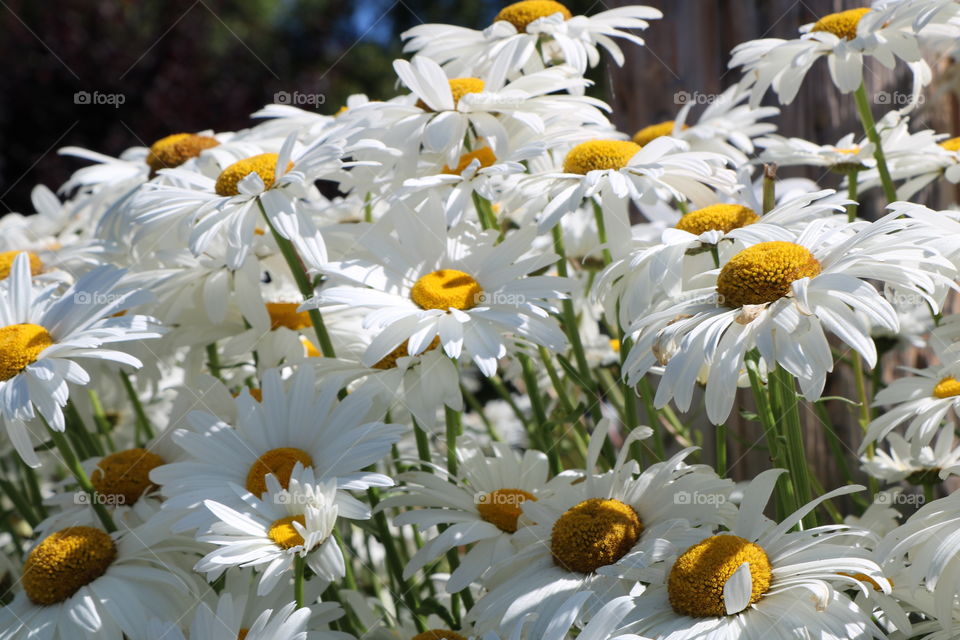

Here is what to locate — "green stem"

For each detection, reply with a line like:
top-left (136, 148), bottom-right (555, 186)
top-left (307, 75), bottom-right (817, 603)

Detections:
top-left (762, 163), bottom-right (777, 213)
top-left (294, 555), bottom-right (305, 608)
top-left (206, 342), bottom-right (222, 380)
top-left (87, 390), bottom-right (117, 452)
top-left (923, 482), bottom-right (935, 505)
top-left (367, 488), bottom-right (428, 632)
top-left (46, 423), bottom-right (116, 532)
top-left (846, 169), bottom-right (860, 222)
top-left (715, 424), bottom-right (727, 475)
top-left (65, 401), bottom-right (103, 458)
top-left (460, 384), bottom-right (501, 442)
top-left (258, 201), bottom-right (336, 357)
top-left (746, 357), bottom-right (793, 520)
top-left (519, 353), bottom-right (558, 474)
top-left (853, 84), bottom-right (897, 203)
top-left (119, 371), bottom-right (154, 443)
top-left (769, 366), bottom-right (816, 528)
top-left (590, 199), bottom-right (613, 265)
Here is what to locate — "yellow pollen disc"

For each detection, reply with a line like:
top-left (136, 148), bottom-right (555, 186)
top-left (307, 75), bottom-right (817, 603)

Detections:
top-left (233, 388), bottom-right (264, 402)
top-left (443, 147), bottom-right (498, 175)
top-left (551, 498), bottom-right (643, 574)
top-left (476, 488), bottom-right (537, 533)
top-left (675, 204), bottom-right (760, 236)
top-left (268, 515), bottom-right (306, 549)
top-left (215, 153), bottom-right (284, 197)
top-left (373, 336), bottom-right (441, 370)
top-left (22, 526), bottom-right (117, 605)
top-left (411, 269), bottom-right (483, 311)
top-left (0, 251), bottom-right (43, 280)
top-left (609, 338), bottom-right (621, 352)
top-left (811, 8), bottom-right (870, 40)
top-left (835, 146), bottom-right (861, 155)
top-left (90, 448), bottom-right (165, 505)
top-left (940, 137), bottom-right (960, 152)
top-left (267, 302), bottom-right (312, 331)
top-left (494, 0), bottom-right (572, 31)
top-left (838, 571), bottom-right (888, 591)
top-left (412, 630), bottom-right (469, 640)
top-left (0, 323), bottom-right (54, 382)
top-left (933, 376), bottom-right (960, 399)
top-left (632, 121), bottom-right (684, 147)
top-left (145, 133), bottom-right (219, 174)
top-left (301, 337), bottom-right (321, 358)
top-left (563, 140), bottom-right (641, 175)
top-left (716, 241), bottom-right (821, 308)
top-left (668, 534), bottom-right (772, 617)
top-left (246, 447), bottom-right (314, 497)
top-left (417, 78), bottom-right (486, 111)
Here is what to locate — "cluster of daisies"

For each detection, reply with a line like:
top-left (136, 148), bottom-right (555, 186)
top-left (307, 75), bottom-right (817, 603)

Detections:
top-left (9, 0), bottom-right (960, 638)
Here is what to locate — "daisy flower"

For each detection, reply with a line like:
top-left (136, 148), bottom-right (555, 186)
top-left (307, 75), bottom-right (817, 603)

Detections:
top-left (632, 85), bottom-right (779, 166)
top-left (150, 366), bottom-right (403, 532)
top-left (466, 426), bottom-right (734, 638)
top-left (592, 470), bottom-right (890, 640)
top-left (307, 203), bottom-right (571, 376)
top-left (861, 358), bottom-right (960, 453)
top-left (877, 490), bottom-right (960, 633)
top-left (196, 464), bottom-right (345, 594)
top-left (379, 441), bottom-right (575, 592)
top-left (528, 135), bottom-right (737, 242)
top-left (375, 56), bottom-right (605, 169)
top-left (730, 1), bottom-right (943, 108)
top-left (594, 189), bottom-right (847, 330)
top-left (623, 214), bottom-right (955, 424)
top-left (0, 253), bottom-right (161, 466)
top-left (310, 308), bottom-right (464, 430)
top-left (129, 133), bottom-right (344, 270)
top-left (402, 2), bottom-right (662, 78)
top-left (0, 519), bottom-right (204, 640)
top-left (862, 430), bottom-right (960, 485)
top-left (756, 131), bottom-right (876, 175)
top-left (144, 596), bottom-right (312, 640)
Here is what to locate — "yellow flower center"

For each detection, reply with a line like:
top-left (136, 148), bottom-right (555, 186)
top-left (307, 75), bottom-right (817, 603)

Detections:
top-left (933, 376), bottom-right (960, 399)
top-left (246, 447), bottom-right (314, 498)
top-left (268, 515), bottom-right (306, 549)
top-left (494, 0), bottom-right (572, 31)
top-left (811, 8), bottom-right (870, 40)
top-left (476, 488), bottom-right (537, 533)
top-left (443, 146), bottom-right (497, 175)
top-left (716, 241), bottom-right (821, 308)
top-left (563, 140), bottom-right (641, 175)
top-left (0, 323), bottom-right (54, 382)
top-left (632, 120), bottom-right (683, 147)
top-left (675, 204), bottom-right (761, 236)
top-left (0, 251), bottom-right (43, 280)
top-left (238, 630), bottom-right (249, 640)
top-left (266, 302), bottom-right (312, 331)
top-left (411, 269), bottom-right (483, 311)
top-left (668, 534), bottom-right (772, 617)
top-left (550, 498), bottom-right (642, 574)
top-left (417, 78), bottom-right (486, 111)
top-left (22, 526), bottom-right (117, 605)
top-left (90, 448), bottom-right (165, 505)
top-left (838, 571), bottom-right (888, 592)
top-left (215, 153), bottom-right (284, 197)
top-left (609, 338), bottom-right (620, 352)
top-left (940, 137), bottom-right (960, 152)
top-left (373, 336), bottom-right (441, 370)
top-left (301, 337), bottom-right (321, 358)
top-left (145, 133), bottom-right (219, 175)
